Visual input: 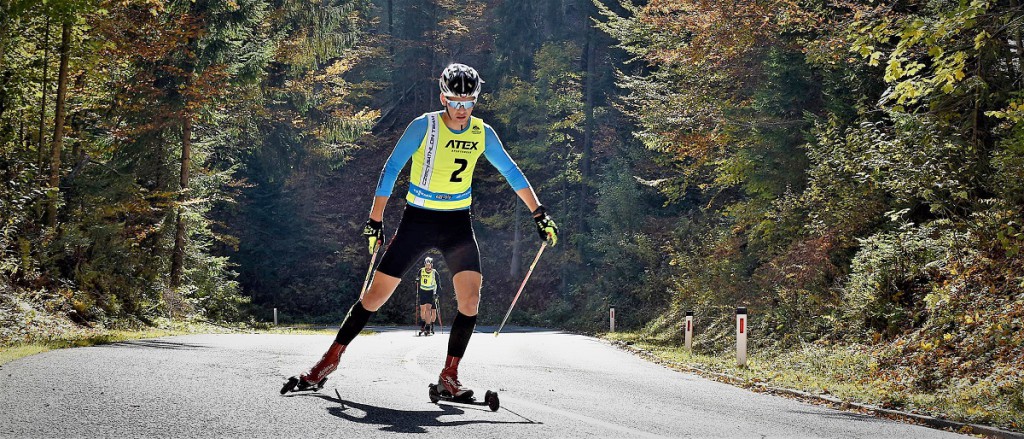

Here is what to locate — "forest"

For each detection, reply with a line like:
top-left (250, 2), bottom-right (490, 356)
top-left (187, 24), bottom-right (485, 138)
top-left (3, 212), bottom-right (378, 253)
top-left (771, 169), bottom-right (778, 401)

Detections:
top-left (1, 0), bottom-right (1023, 428)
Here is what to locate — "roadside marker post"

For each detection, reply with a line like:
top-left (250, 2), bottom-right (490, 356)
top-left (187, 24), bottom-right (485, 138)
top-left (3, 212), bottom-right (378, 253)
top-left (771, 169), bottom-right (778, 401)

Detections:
top-left (736, 307), bottom-right (748, 367)
top-left (273, 308), bottom-right (278, 326)
top-left (684, 311), bottom-right (693, 352)
top-left (610, 307), bottom-right (616, 332)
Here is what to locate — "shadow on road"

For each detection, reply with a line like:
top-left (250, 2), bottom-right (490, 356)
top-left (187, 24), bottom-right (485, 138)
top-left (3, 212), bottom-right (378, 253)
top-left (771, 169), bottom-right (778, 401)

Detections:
top-left (302, 392), bottom-right (540, 433)
top-left (352, 326), bottom-right (560, 335)
top-left (474, 326), bottom-right (561, 335)
top-left (786, 408), bottom-right (890, 424)
top-left (99, 340), bottom-right (211, 350)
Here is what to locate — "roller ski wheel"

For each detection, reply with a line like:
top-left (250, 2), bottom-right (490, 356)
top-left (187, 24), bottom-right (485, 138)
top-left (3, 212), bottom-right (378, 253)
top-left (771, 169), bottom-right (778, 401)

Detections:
top-left (485, 390), bottom-right (500, 411)
top-left (427, 383), bottom-right (499, 412)
top-left (280, 376), bottom-right (327, 395)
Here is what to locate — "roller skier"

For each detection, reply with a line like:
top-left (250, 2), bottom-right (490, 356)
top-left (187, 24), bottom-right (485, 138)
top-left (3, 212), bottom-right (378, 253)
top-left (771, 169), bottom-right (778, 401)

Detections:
top-left (417, 257), bottom-right (439, 336)
top-left (281, 63), bottom-right (559, 401)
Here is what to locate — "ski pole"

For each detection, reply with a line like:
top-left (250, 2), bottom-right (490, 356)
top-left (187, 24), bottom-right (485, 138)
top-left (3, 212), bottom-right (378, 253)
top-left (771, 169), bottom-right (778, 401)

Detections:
top-left (435, 294), bottom-right (443, 334)
top-left (494, 242), bottom-right (547, 337)
top-left (358, 243), bottom-right (381, 301)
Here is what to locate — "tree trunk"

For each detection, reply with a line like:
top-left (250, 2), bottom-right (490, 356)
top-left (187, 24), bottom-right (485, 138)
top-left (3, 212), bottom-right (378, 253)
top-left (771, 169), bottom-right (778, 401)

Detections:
top-left (0, 0), bottom-right (10, 73)
top-left (46, 21), bottom-right (71, 228)
top-left (37, 14), bottom-right (50, 170)
top-left (1012, 0), bottom-right (1024, 83)
top-left (387, 0), bottom-right (394, 56)
top-left (19, 108), bottom-right (25, 149)
top-left (387, 0), bottom-right (395, 101)
top-left (170, 114), bottom-right (193, 289)
top-left (0, 0), bottom-right (12, 121)
top-left (579, 24), bottom-right (596, 237)
top-left (560, 143), bottom-right (570, 296)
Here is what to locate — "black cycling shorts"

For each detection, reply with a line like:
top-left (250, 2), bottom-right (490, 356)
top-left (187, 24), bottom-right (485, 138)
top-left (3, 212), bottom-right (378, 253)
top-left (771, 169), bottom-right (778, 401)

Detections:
top-left (375, 205), bottom-right (481, 279)
top-left (418, 289), bottom-right (437, 306)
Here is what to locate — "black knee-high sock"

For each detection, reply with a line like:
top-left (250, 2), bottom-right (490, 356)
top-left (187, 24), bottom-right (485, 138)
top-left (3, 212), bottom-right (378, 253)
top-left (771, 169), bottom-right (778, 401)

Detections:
top-left (335, 301), bottom-right (374, 345)
top-left (447, 312), bottom-right (477, 359)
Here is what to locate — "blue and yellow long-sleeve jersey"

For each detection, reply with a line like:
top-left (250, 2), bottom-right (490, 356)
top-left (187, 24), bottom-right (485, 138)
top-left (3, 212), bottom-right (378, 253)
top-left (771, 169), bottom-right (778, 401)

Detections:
top-left (375, 111), bottom-right (529, 210)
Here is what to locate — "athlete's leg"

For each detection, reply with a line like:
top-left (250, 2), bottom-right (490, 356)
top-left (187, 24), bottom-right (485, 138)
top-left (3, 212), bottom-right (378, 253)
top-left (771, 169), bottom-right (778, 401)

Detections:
top-left (419, 302), bottom-right (431, 332)
top-left (293, 206), bottom-right (429, 388)
top-left (363, 273), bottom-right (402, 312)
top-left (296, 273), bottom-right (401, 386)
top-left (452, 271), bottom-right (481, 316)
top-left (438, 271), bottom-right (481, 396)
top-left (437, 210), bottom-right (482, 397)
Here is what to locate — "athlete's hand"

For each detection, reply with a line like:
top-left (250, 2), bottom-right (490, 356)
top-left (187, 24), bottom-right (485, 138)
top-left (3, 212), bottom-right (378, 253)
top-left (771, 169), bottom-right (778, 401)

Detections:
top-left (532, 206), bottom-right (558, 247)
top-left (362, 219), bottom-right (384, 254)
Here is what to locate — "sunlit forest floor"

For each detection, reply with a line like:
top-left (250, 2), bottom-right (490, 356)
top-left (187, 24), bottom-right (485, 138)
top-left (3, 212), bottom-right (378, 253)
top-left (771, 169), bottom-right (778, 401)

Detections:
top-left (605, 332), bottom-right (1022, 433)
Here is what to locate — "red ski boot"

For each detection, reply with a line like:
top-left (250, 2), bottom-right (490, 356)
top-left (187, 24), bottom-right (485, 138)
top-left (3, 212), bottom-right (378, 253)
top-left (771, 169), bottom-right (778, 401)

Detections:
top-left (436, 355), bottom-right (473, 399)
top-left (280, 342), bottom-right (345, 394)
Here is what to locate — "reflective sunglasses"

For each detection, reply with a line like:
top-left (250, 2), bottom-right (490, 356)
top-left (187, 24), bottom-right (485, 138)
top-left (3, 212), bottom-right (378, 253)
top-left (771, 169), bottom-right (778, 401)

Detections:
top-left (445, 99), bottom-right (476, 110)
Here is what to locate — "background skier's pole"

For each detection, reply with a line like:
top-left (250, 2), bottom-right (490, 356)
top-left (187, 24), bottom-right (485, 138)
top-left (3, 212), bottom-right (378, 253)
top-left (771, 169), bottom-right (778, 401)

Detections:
top-left (435, 294), bottom-right (443, 334)
top-left (494, 243), bottom-right (547, 337)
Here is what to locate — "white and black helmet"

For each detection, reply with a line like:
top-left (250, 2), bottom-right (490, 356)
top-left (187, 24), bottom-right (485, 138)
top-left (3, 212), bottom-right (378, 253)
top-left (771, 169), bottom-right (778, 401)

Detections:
top-left (425, 257), bottom-right (433, 264)
top-left (439, 63), bottom-right (483, 98)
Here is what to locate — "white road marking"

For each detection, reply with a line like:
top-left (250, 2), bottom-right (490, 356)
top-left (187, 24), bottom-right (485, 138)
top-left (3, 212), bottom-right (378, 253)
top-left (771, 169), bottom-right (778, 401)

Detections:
top-left (401, 337), bottom-right (672, 439)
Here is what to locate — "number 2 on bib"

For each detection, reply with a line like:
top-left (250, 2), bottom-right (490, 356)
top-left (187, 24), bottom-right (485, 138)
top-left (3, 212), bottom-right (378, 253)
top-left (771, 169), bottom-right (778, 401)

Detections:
top-left (450, 158), bottom-right (468, 182)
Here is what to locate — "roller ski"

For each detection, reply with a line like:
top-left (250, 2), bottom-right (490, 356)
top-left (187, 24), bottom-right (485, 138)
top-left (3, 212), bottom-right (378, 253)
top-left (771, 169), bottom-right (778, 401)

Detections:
top-left (280, 376), bottom-right (327, 394)
top-left (417, 323), bottom-right (434, 337)
top-left (428, 366), bottom-right (499, 411)
top-left (428, 383), bottom-right (499, 412)
top-left (280, 342), bottom-right (344, 395)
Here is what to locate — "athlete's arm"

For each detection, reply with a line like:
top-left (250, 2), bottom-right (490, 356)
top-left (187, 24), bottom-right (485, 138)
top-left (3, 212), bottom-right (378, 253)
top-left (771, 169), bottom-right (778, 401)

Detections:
top-left (369, 116), bottom-right (429, 221)
top-left (482, 124), bottom-right (542, 213)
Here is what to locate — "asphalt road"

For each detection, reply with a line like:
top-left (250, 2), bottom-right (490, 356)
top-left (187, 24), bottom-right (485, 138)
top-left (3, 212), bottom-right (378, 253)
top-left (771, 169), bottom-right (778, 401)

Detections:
top-left (0, 327), bottom-right (966, 438)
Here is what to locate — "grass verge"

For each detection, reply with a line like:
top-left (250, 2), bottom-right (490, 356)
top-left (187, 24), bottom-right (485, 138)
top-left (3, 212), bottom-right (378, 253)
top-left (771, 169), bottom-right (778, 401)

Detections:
top-left (0, 322), bottom-right (374, 366)
top-left (0, 326), bottom-right (200, 366)
top-left (603, 331), bottom-right (1022, 434)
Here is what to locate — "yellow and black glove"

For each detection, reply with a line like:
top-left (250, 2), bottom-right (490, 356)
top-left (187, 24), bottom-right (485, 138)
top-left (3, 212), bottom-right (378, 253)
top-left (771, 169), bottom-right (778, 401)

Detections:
top-left (532, 205), bottom-right (558, 247)
top-left (362, 219), bottom-right (384, 254)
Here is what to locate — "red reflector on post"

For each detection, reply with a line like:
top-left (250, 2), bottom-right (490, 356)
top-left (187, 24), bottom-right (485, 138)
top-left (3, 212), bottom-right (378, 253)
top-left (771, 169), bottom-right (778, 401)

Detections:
top-left (740, 318), bottom-right (745, 334)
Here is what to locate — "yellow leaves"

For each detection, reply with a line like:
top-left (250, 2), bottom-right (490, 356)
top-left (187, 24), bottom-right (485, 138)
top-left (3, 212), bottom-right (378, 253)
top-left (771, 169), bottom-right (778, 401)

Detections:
top-left (846, 0), bottom-right (1001, 109)
top-left (943, 333), bottom-right (953, 341)
top-left (973, 30), bottom-right (989, 50)
top-left (884, 58), bottom-right (903, 80)
top-left (920, 340), bottom-right (935, 350)
top-left (855, 44), bottom-right (874, 58)
top-left (935, 52), bottom-right (967, 94)
top-left (985, 100), bottom-right (1024, 122)
top-left (325, 59), bottom-right (353, 77)
top-left (903, 62), bottom-right (925, 77)
top-left (869, 51), bottom-right (883, 67)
